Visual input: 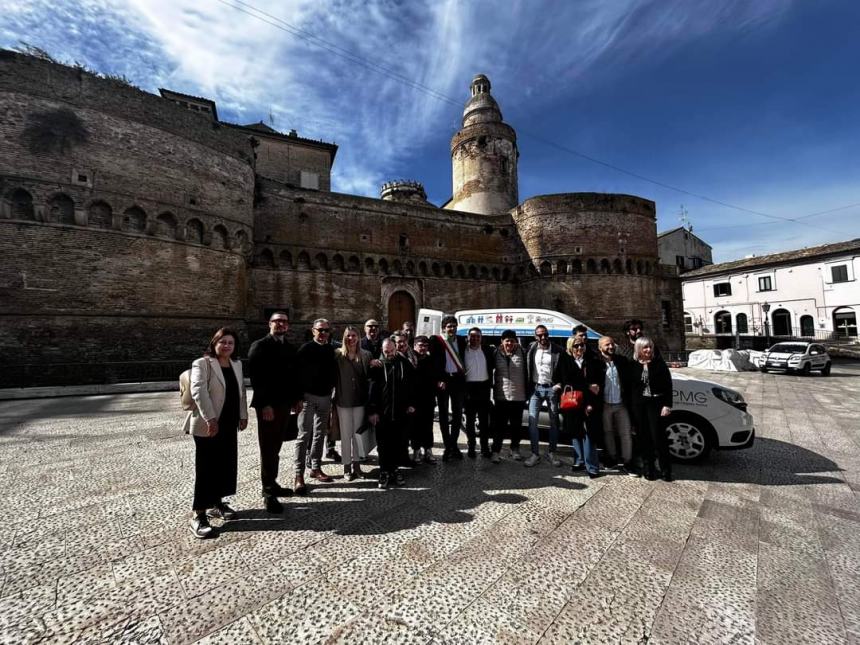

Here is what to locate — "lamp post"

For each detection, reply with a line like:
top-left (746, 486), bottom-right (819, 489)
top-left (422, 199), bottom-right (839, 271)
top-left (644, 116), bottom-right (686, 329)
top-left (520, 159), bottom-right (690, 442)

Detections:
top-left (762, 302), bottom-right (771, 349)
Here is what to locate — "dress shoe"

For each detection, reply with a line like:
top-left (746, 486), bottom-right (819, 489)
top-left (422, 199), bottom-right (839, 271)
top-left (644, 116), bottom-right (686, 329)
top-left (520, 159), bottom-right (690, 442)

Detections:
top-left (263, 496), bottom-right (283, 514)
top-left (587, 472), bottom-right (603, 480)
top-left (351, 463), bottom-right (364, 478)
top-left (467, 447), bottom-right (477, 459)
top-left (326, 448), bottom-right (342, 463)
top-left (294, 477), bottom-right (308, 495)
top-left (309, 469), bottom-right (333, 483)
top-left (662, 472), bottom-right (674, 482)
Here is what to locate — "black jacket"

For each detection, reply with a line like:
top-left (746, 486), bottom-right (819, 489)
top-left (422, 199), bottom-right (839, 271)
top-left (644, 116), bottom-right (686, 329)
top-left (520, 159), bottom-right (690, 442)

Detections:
top-left (628, 357), bottom-right (673, 410)
top-left (590, 354), bottom-right (633, 409)
top-left (296, 340), bottom-right (337, 396)
top-left (552, 352), bottom-right (602, 409)
top-left (429, 334), bottom-right (467, 381)
top-left (368, 355), bottom-right (415, 420)
top-left (360, 335), bottom-right (384, 359)
top-left (248, 334), bottom-right (299, 409)
top-left (413, 354), bottom-right (437, 408)
top-left (526, 341), bottom-right (563, 392)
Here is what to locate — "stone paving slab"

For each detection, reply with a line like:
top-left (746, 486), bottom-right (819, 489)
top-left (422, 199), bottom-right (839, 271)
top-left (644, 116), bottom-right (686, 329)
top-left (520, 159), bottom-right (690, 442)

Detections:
top-left (1, 365), bottom-right (859, 643)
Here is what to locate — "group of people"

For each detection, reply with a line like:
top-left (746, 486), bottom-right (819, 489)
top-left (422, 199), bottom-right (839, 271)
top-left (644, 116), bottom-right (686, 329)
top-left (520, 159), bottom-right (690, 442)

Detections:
top-left (183, 314), bottom-right (674, 539)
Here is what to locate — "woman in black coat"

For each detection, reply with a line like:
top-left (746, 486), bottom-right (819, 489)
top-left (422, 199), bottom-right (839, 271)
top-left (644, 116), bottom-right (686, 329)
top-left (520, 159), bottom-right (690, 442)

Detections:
top-left (552, 336), bottom-right (602, 477)
top-left (628, 336), bottom-right (673, 481)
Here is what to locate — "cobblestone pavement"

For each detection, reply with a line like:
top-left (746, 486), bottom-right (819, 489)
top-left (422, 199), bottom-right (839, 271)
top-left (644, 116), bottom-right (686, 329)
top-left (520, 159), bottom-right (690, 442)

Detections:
top-left (1, 364), bottom-right (859, 644)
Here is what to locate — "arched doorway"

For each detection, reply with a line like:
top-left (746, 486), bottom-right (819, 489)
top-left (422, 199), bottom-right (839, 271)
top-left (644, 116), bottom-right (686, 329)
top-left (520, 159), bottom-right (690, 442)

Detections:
top-left (772, 308), bottom-right (791, 336)
top-left (387, 290), bottom-right (415, 333)
top-left (800, 315), bottom-right (815, 337)
top-left (736, 313), bottom-right (749, 334)
top-left (833, 307), bottom-right (858, 338)
top-left (714, 311), bottom-right (732, 334)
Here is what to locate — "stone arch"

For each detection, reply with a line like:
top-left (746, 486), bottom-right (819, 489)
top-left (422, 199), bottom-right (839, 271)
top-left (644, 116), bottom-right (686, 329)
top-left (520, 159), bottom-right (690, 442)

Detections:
top-left (613, 258), bottom-right (623, 274)
top-left (211, 224), bottom-right (229, 250)
top-left (405, 260), bottom-right (415, 275)
top-left (626, 259), bottom-right (633, 274)
top-left (644, 261), bottom-right (652, 275)
top-left (418, 261), bottom-right (428, 276)
top-left (432, 262), bottom-right (442, 277)
top-left (155, 212), bottom-right (178, 239)
top-left (556, 260), bottom-right (568, 275)
top-left (298, 251), bottom-right (312, 269)
top-left (235, 229), bottom-right (249, 252)
top-left (468, 265), bottom-right (478, 279)
top-left (87, 200), bottom-right (112, 229)
top-left (378, 258), bottom-right (389, 274)
top-left (571, 259), bottom-right (582, 274)
top-left (123, 206), bottom-right (147, 233)
top-left (7, 188), bottom-right (35, 220)
top-left (480, 266), bottom-right (489, 279)
top-left (348, 255), bottom-right (361, 272)
top-left (502, 267), bottom-right (511, 281)
top-left (600, 258), bottom-right (611, 274)
top-left (257, 248), bottom-right (275, 268)
top-left (714, 310), bottom-right (732, 334)
top-left (444, 262), bottom-right (453, 277)
top-left (364, 257), bottom-right (376, 273)
top-left (185, 218), bottom-right (204, 244)
top-left (771, 308), bottom-right (792, 336)
top-left (636, 260), bottom-right (643, 274)
top-left (393, 259), bottom-right (404, 275)
top-left (586, 259), bottom-right (597, 273)
top-left (279, 249), bottom-right (293, 268)
top-left (456, 264), bottom-right (466, 278)
top-left (492, 267), bottom-right (501, 280)
top-left (333, 254), bottom-right (345, 271)
top-left (314, 252), bottom-right (329, 270)
top-left (48, 193), bottom-right (75, 225)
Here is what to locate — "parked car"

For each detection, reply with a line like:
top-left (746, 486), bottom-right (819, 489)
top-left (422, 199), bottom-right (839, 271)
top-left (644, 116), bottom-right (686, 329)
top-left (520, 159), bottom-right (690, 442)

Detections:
top-left (760, 342), bottom-right (831, 375)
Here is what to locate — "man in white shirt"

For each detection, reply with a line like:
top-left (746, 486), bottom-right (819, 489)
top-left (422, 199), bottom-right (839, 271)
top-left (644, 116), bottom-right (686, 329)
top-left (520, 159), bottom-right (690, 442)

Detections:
top-left (463, 327), bottom-right (495, 458)
top-left (525, 325), bottom-right (562, 465)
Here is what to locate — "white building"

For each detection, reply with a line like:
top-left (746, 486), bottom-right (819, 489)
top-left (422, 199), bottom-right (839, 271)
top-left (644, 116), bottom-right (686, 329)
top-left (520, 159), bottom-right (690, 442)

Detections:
top-left (658, 226), bottom-right (713, 272)
top-left (681, 238), bottom-right (860, 340)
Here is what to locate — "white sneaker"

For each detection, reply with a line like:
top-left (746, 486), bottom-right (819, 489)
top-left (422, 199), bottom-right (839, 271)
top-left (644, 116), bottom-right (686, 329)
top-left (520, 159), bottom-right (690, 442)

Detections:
top-left (547, 452), bottom-right (562, 467)
top-left (524, 453), bottom-right (541, 467)
top-left (511, 449), bottom-right (524, 461)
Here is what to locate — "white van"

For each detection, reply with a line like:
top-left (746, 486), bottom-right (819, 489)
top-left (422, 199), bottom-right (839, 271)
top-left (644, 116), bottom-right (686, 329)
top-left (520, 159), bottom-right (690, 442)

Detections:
top-left (417, 307), bottom-right (755, 462)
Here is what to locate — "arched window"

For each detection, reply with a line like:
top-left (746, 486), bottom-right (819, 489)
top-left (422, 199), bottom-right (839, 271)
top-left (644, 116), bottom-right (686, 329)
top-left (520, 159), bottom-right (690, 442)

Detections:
top-left (333, 254), bottom-right (345, 271)
top-left (636, 260), bottom-right (643, 274)
top-left (556, 260), bottom-right (568, 275)
top-left (315, 253), bottom-right (329, 270)
top-left (211, 225), bottom-right (229, 250)
top-left (714, 311), bottom-right (732, 334)
top-left (256, 248), bottom-right (274, 267)
top-left (378, 258), bottom-right (389, 274)
top-left (456, 264), bottom-right (466, 278)
top-left (613, 258), bottom-right (623, 274)
top-left (364, 257), bottom-right (376, 273)
top-left (348, 255), bottom-right (361, 272)
top-left (587, 259), bottom-right (597, 273)
top-left (626, 259), bottom-right (633, 274)
top-left (444, 262), bottom-right (453, 277)
top-left (833, 307), bottom-right (857, 338)
top-left (123, 206), bottom-right (146, 233)
top-left (418, 261), bottom-right (428, 276)
top-left (492, 267), bottom-right (501, 280)
top-left (235, 230), bottom-right (248, 252)
top-left (394, 259), bottom-right (404, 275)
top-left (432, 262), bottom-right (441, 277)
top-left (87, 201), bottom-right (112, 229)
top-left (48, 193), bottom-right (75, 225)
top-left (600, 259), bottom-right (611, 274)
top-left (468, 265), bottom-right (477, 278)
top-left (736, 313), bottom-right (748, 334)
top-left (9, 189), bottom-right (35, 220)
top-left (185, 218), bottom-right (204, 244)
top-left (298, 251), bottom-right (312, 269)
top-left (571, 259), bottom-right (582, 274)
top-left (279, 250), bottom-right (293, 268)
top-left (480, 266), bottom-right (489, 279)
top-left (405, 260), bottom-right (415, 275)
top-left (155, 212), bottom-right (177, 239)
top-left (502, 268), bottom-right (510, 281)
top-left (800, 315), bottom-right (815, 337)
top-left (771, 308), bottom-right (791, 336)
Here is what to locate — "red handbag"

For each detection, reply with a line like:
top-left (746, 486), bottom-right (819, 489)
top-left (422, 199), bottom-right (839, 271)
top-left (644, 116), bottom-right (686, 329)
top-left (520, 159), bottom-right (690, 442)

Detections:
top-left (559, 386), bottom-right (584, 411)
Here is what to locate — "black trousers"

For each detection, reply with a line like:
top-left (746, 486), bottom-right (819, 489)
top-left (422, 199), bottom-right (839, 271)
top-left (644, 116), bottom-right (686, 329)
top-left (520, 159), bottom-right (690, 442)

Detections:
top-left (376, 417), bottom-right (404, 475)
top-left (492, 400), bottom-right (524, 453)
top-left (255, 405), bottom-right (296, 495)
top-left (193, 426), bottom-right (238, 510)
top-left (464, 381), bottom-right (491, 451)
top-left (633, 397), bottom-right (671, 475)
top-left (437, 375), bottom-right (465, 451)
top-left (411, 403), bottom-right (435, 450)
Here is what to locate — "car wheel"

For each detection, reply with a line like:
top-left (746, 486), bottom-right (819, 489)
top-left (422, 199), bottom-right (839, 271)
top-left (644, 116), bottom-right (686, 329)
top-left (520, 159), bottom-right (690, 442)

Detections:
top-left (664, 413), bottom-right (713, 462)
top-left (760, 366), bottom-right (768, 373)
top-left (821, 362), bottom-right (832, 376)
top-left (800, 362), bottom-right (811, 375)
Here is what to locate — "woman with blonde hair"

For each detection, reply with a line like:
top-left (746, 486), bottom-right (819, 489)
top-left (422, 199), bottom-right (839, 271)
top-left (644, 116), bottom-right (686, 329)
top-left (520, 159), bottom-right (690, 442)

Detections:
top-left (334, 325), bottom-right (373, 480)
top-left (629, 336), bottom-right (673, 481)
top-left (183, 327), bottom-right (248, 538)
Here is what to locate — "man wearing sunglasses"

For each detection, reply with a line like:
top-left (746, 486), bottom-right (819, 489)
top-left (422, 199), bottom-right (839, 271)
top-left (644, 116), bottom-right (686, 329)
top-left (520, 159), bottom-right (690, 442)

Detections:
top-left (615, 319), bottom-right (645, 360)
top-left (294, 318), bottom-right (338, 492)
top-left (525, 324), bottom-right (562, 466)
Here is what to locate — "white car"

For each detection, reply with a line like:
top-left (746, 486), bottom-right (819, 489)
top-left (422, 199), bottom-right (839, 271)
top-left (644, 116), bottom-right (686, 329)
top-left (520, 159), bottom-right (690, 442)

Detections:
top-left (760, 342), bottom-right (832, 375)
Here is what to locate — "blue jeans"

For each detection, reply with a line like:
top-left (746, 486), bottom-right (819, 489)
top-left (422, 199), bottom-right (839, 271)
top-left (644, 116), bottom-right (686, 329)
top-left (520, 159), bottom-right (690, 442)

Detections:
top-left (528, 385), bottom-right (559, 455)
top-left (572, 434), bottom-right (600, 474)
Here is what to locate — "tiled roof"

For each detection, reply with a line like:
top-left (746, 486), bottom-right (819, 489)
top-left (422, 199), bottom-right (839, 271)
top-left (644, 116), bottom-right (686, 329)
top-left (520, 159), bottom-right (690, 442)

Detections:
top-left (222, 122), bottom-right (338, 161)
top-left (682, 238), bottom-right (860, 279)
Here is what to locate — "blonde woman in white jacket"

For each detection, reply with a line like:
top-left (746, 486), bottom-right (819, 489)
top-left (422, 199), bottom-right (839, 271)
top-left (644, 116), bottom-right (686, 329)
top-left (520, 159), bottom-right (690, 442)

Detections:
top-left (183, 327), bottom-right (248, 538)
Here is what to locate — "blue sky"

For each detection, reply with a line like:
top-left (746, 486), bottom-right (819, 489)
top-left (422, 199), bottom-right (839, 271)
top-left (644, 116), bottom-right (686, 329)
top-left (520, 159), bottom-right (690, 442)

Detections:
top-left (2, 0), bottom-right (858, 262)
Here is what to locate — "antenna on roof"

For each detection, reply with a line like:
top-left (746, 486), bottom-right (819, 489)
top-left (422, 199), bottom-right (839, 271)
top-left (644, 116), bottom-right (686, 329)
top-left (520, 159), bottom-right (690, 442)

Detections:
top-left (268, 108), bottom-right (275, 128)
top-left (679, 205), bottom-right (691, 232)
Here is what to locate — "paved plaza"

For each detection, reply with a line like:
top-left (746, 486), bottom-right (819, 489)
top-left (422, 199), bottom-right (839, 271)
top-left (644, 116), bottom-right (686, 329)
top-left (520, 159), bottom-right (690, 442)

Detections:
top-left (1, 365), bottom-right (859, 644)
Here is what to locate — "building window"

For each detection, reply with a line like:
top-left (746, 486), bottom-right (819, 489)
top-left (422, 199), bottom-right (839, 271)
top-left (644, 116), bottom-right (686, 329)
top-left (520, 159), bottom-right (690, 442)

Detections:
top-left (683, 313), bottom-right (693, 334)
top-left (691, 257), bottom-right (704, 269)
top-left (713, 282), bottom-right (732, 297)
top-left (834, 308), bottom-right (858, 338)
top-left (800, 315), bottom-right (815, 337)
top-left (675, 255), bottom-right (685, 268)
top-left (661, 301), bottom-right (671, 329)
top-left (758, 276), bottom-right (773, 291)
top-left (736, 313), bottom-right (748, 334)
top-left (831, 265), bottom-right (849, 283)
top-left (714, 311), bottom-right (732, 334)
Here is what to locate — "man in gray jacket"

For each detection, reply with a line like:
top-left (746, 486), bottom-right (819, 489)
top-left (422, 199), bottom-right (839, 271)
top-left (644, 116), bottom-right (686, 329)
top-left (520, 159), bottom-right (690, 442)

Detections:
top-left (525, 324), bottom-right (562, 467)
top-left (490, 330), bottom-right (527, 464)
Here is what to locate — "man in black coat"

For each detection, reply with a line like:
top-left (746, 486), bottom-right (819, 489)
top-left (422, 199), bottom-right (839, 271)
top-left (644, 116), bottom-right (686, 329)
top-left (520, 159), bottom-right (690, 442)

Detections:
top-left (411, 335), bottom-right (438, 463)
top-left (248, 311), bottom-right (300, 513)
top-left (429, 315), bottom-right (467, 460)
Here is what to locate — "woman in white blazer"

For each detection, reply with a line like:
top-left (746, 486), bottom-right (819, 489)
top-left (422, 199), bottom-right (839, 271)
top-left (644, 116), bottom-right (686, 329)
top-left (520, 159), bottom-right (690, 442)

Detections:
top-left (184, 327), bottom-right (248, 538)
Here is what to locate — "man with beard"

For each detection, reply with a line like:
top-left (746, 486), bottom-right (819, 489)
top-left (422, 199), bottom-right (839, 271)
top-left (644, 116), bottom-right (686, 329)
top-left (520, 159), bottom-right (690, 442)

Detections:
top-left (248, 311), bottom-right (301, 513)
top-left (615, 319), bottom-right (645, 360)
top-left (368, 339), bottom-right (415, 488)
top-left (525, 324), bottom-right (562, 466)
top-left (594, 336), bottom-right (635, 474)
top-left (430, 315), bottom-right (467, 460)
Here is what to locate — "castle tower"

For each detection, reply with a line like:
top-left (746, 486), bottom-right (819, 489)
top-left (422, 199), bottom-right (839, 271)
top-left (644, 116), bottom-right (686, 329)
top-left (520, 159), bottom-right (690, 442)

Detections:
top-left (445, 74), bottom-right (519, 215)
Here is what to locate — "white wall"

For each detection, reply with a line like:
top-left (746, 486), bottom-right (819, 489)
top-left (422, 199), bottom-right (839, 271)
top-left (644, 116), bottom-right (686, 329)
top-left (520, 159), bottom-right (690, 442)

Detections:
top-left (681, 253), bottom-right (860, 337)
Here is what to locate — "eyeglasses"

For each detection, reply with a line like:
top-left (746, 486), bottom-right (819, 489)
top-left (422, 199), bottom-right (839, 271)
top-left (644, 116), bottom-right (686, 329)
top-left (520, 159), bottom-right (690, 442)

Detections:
top-left (572, 344), bottom-right (585, 348)
top-left (270, 319), bottom-right (288, 325)
top-left (313, 328), bottom-right (331, 334)
top-left (535, 333), bottom-right (548, 338)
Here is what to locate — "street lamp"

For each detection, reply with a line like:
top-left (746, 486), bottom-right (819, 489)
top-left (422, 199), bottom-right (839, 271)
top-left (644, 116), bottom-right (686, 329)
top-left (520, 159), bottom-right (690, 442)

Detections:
top-left (762, 302), bottom-right (771, 349)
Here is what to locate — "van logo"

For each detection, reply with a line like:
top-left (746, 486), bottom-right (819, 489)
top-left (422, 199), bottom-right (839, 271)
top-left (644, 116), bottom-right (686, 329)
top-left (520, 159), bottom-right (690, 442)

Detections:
top-left (674, 390), bottom-right (707, 405)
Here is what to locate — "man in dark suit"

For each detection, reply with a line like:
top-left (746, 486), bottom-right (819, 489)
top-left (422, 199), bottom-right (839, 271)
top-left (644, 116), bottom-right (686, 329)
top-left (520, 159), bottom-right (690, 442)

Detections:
top-left (248, 311), bottom-right (300, 514)
top-left (429, 315), bottom-right (467, 460)
top-left (462, 327), bottom-right (496, 458)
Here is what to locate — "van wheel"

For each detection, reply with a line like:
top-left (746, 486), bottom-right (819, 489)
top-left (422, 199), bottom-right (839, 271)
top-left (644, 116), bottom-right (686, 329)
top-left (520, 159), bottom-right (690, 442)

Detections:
top-left (800, 363), bottom-right (811, 375)
top-left (821, 362), bottom-right (831, 376)
top-left (664, 413), bottom-right (714, 462)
